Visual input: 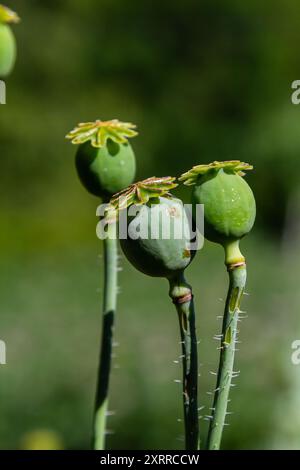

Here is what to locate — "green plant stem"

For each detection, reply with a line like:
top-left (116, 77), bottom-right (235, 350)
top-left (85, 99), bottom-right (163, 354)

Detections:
top-left (169, 272), bottom-right (199, 450)
top-left (93, 220), bottom-right (117, 450)
top-left (206, 263), bottom-right (247, 450)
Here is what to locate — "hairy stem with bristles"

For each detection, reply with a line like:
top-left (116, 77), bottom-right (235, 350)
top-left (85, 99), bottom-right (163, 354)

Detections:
top-left (93, 220), bottom-right (117, 450)
top-left (206, 263), bottom-right (246, 450)
top-left (169, 272), bottom-right (200, 450)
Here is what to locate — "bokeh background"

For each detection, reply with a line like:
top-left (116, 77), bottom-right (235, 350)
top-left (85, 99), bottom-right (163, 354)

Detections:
top-left (1, 0), bottom-right (300, 450)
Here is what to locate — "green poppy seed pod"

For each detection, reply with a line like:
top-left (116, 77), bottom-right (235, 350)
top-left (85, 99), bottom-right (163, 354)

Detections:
top-left (66, 119), bottom-right (138, 200)
top-left (109, 178), bottom-right (200, 449)
top-left (109, 177), bottom-right (194, 279)
top-left (180, 161), bottom-right (256, 266)
top-left (121, 197), bottom-right (193, 278)
top-left (75, 139), bottom-right (136, 197)
top-left (0, 23), bottom-right (15, 77)
top-left (0, 5), bottom-right (19, 78)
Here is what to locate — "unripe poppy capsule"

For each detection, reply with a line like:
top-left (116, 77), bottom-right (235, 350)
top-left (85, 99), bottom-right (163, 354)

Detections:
top-left (67, 121), bottom-right (138, 449)
top-left (180, 161), bottom-right (256, 266)
top-left (66, 119), bottom-right (137, 199)
top-left (108, 177), bottom-right (194, 279)
top-left (0, 5), bottom-right (19, 78)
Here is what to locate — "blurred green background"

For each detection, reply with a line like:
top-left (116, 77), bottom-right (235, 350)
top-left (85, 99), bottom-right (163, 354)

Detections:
top-left (1, 0), bottom-right (300, 450)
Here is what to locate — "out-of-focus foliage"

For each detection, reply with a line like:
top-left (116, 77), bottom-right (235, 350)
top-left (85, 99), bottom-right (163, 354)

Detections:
top-left (0, 0), bottom-right (300, 449)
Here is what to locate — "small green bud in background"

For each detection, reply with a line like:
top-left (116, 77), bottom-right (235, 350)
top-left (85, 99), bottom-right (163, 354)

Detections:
top-left (66, 119), bottom-right (137, 200)
top-left (180, 161), bottom-right (256, 266)
top-left (109, 176), bottom-right (193, 279)
top-left (0, 4), bottom-right (19, 78)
